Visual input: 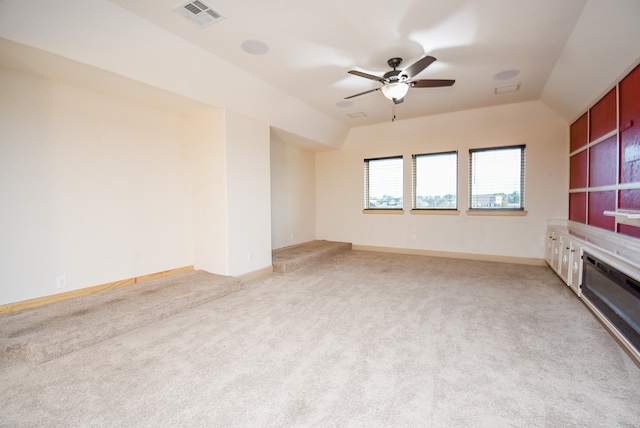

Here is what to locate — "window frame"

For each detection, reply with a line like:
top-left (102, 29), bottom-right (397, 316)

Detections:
top-left (363, 155), bottom-right (404, 211)
top-left (468, 145), bottom-right (526, 211)
top-left (411, 151), bottom-right (458, 211)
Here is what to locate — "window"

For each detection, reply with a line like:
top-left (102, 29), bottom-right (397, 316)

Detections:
top-left (364, 156), bottom-right (403, 209)
top-left (469, 145), bottom-right (525, 210)
top-left (412, 151), bottom-right (457, 209)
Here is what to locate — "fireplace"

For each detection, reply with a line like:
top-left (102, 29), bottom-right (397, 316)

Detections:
top-left (581, 252), bottom-right (640, 352)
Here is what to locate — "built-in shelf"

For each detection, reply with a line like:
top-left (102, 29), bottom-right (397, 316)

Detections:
top-left (603, 210), bottom-right (640, 227)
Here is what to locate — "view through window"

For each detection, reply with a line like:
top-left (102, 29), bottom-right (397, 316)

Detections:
top-left (364, 156), bottom-right (403, 209)
top-left (412, 151), bottom-right (457, 209)
top-left (469, 145), bottom-right (525, 210)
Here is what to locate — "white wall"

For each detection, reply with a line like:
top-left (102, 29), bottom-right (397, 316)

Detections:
top-left (187, 109), bottom-right (229, 275)
top-left (225, 111), bottom-right (272, 276)
top-left (270, 138), bottom-right (317, 250)
top-left (0, 68), bottom-right (194, 304)
top-left (316, 101), bottom-right (568, 261)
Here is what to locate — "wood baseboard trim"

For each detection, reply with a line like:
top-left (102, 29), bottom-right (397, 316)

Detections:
top-left (352, 245), bottom-right (545, 266)
top-left (0, 266), bottom-right (194, 315)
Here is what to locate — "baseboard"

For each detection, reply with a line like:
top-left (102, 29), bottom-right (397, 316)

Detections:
top-left (237, 266), bottom-right (273, 283)
top-left (352, 245), bottom-right (545, 266)
top-left (0, 266), bottom-right (194, 315)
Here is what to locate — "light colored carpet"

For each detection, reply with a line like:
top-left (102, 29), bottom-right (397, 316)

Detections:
top-left (272, 240), bottom-right (352, 273)
top-left (0, 270), bottom-right (240, 368)
top-left (1, 250), bottom-right (639, 427)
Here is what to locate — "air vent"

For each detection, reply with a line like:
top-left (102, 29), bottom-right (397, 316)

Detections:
top-left (173, 1), bottom-right (225, 28)
top-left (494, 84), bottom-right (520, 95)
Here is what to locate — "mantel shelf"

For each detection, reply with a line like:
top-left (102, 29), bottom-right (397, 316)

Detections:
top-left (603, 210), bottom-right (640, 227)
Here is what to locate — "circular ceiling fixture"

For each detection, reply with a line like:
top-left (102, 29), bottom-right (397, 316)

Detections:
top-left (493, 69), bottom-right (520, 80)
top-left (241, 39), bottom-right (269, 55)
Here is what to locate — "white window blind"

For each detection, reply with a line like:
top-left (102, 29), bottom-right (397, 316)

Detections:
top-left (364, 156), bottom-right (403, 209)
top-left (412, 151), bottom-right (457, 209)
top-left (469, 145), bottom-right (525, 210)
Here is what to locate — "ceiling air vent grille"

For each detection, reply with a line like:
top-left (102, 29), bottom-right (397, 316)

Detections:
top-left (174, 1), bottom-right (225, 28)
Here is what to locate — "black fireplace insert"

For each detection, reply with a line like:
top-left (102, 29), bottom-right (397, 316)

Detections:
top-left (581, 252), bottom-right (640, 352)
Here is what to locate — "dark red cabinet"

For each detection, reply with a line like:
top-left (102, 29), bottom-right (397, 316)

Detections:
top-left (589, 136), bottom-right (617, 187)
top-left (588, 191), bottom-right (616, 231)
top-left (620, 64), bottom-right (640, 184)
top-left (570, 150), bottom-right (588, 189)
top-left (570, 113), bottom-right (588, 153)
top-left (590, 88), bottom-right (617, 143)
top-left (569, 192), bottom-right (587, 224)
top-left (568, 63), bottom-right (640, 238)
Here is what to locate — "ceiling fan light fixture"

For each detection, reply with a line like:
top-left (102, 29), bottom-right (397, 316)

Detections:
top-left (381, 82), bottom-right (409, 101)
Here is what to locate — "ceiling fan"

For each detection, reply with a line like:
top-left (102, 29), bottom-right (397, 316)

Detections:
top-left (345, 55), bottom-right (455, 106)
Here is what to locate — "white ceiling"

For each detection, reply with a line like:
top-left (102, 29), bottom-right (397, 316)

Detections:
top-left (1, 0), bottom-right (639, 142)
top-left (110, 0), bottom-right (588, 126)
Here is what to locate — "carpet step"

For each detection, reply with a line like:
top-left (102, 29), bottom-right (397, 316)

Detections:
top-left (272, 240), bottom-right (352, 273)
top-left (0, 270), bottom-right (240, 369)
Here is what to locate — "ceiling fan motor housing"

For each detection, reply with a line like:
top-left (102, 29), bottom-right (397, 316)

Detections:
top-left (387, 57), bottom-right (403, 69)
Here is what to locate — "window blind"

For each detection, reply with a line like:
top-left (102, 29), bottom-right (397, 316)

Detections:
top-left (412, 151), bottom-right (458, 209)
top-left (469, 145), bottom-right (525, 209)
top-left (364, 156), bottom-right (403, 209)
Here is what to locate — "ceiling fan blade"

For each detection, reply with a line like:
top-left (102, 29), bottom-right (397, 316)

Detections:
top-left (403, 55), bottom-right (437, 79)
top-left (411, 79), bottom-right (455, 88)
top-left (344, 87), bottom-right (381, 100)
top-left (348, 70), bottom-right (386, 82)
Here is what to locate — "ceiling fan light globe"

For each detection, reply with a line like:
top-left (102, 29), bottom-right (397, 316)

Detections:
top-left (382, 82), bottom-right (409, 101)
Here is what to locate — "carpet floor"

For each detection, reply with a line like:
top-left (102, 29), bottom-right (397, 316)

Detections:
top-left (1, 250), bottom-right (639, 427)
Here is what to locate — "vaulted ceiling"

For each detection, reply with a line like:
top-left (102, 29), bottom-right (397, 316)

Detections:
top-left (1, 0), bottom-right (640, 146)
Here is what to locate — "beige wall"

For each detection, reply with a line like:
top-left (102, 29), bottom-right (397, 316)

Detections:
top-left (0, 68), bottom-right (195, 304)
top-left (225, 111), bottom-right (272, 276)
top-left (270, 138), bottom-right (317, 250)
top-left (0, 67), bottom-right (275, 304)
top-left (316, 101), bottom-right (569, 260)
top-left (187, 109), bottom-right (228, 274)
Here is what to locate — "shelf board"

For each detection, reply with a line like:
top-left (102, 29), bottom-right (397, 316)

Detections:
top-left (603, 210), bottom-right (640, 227)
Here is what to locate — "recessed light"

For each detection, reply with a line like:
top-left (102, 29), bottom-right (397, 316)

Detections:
top-left (493, 69), bottom-right (520, 80)
top-left (494, 84), bottom-right (520, 95)
top-left (336, 101), bottom-right (353, 108)
top-left (241, 39), bottom-right (269, 55)
top-left (347, 112), bottom-right (367, 118)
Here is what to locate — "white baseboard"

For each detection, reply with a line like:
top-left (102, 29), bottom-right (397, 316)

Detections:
top-left (237, 265), bottom-right (274, 283)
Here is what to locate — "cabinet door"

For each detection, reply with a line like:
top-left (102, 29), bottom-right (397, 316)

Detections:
top-left (552, 233), bottom-right (561, 272)
top-left (545, 230), bottom-right (558, 267)
top-left (545, 229), bottom-right (553, 265)
top-left (568, 242), bottom-right (582, 295)
top-left (559, 235), bottom-right (571, 283)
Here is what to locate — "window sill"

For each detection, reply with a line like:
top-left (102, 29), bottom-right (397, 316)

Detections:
top-left (411, 209), bottom-right (460, 216)
top-left (362, 209), bottom-right (404, 215)
top-left (466, 210), bottom-right (528, 216)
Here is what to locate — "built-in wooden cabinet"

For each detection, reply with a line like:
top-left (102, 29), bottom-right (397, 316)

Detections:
top-left (545, 224), bottom-right (581, 296)
top-left (569, 62), bottom-right (640, 239)
top-left (553, 62), bottom-right (640, 364)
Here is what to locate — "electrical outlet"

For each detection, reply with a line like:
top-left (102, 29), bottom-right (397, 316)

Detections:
top-left (56, 275), bottom-right (67, 289)
top-left (411, 235), bottom-right (417, 242)
top-left (247, 251), bottom-right (252, 261)
top-left (290, 233), bottom-right (294, 241)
